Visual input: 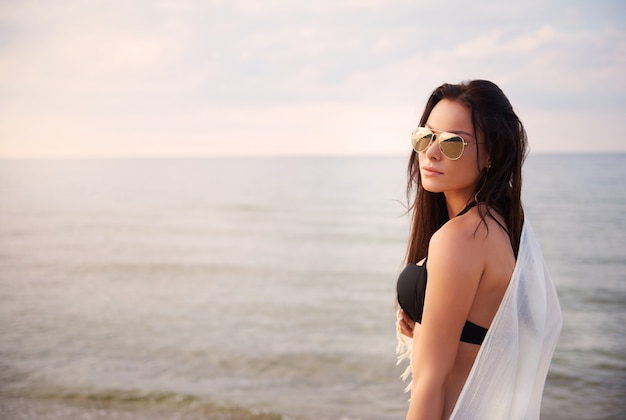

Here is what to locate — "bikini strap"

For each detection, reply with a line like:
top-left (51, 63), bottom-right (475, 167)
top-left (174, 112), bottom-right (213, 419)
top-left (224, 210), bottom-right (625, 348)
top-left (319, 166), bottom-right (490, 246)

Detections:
top-left (456, 201), bottom-right (477, 217)
top-left (456, 201), bottom-right (511, 238)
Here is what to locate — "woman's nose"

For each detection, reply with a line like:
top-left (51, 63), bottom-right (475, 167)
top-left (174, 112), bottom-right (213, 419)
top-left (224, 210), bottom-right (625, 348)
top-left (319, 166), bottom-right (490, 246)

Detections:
top-left (424, 135), bottom-right (440, 159)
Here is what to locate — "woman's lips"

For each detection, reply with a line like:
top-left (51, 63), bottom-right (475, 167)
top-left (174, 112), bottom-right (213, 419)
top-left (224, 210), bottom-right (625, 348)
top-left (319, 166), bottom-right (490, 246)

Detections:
top-left (421, 166), bottom-right (443, 176)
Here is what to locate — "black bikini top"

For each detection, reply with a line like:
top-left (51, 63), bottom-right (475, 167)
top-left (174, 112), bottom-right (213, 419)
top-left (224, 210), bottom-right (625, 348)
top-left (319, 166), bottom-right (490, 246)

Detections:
top-left (396, 202), bottom-right (488, 345)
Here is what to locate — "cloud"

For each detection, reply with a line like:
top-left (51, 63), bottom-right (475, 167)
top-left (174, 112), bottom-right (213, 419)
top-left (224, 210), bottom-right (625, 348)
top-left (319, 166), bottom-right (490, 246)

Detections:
top-left (0, 0), bottom-right (624, 157)
top-left (451, 26), bottom-right (558, 58)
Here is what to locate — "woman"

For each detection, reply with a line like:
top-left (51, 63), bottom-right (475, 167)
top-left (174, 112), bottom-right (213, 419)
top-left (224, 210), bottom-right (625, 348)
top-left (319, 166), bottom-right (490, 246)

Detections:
top-left (395, 80), bottom-right (561, 419)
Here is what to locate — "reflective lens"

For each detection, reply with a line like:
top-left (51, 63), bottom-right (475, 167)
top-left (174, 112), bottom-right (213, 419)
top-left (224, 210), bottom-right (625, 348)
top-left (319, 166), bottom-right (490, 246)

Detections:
top-left (411, 127), bottom-right (467, 160)
top-left (411, 128), bottom-right (434, 152)
top-left (438, 134), bottom-right (465, 160)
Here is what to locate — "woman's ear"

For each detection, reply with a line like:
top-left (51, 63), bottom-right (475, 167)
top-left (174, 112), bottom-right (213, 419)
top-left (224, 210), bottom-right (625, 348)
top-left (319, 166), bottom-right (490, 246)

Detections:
top-left (480, 149), bottom-right (491, 171)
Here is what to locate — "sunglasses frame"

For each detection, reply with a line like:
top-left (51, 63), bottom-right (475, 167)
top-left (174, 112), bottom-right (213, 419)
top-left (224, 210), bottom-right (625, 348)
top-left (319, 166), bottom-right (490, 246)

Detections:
top-left (411, 126), bottom-right (484, 160)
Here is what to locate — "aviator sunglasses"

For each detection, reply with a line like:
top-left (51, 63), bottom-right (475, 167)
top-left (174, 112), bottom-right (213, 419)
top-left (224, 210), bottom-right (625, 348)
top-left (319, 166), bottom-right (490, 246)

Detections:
top-left (411, 126), bottom-right (484, 160)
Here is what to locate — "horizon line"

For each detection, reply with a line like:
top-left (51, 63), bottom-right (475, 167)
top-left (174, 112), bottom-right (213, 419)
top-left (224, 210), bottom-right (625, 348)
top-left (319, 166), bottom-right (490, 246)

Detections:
top-left (0, 150), bottom-right (625, 161)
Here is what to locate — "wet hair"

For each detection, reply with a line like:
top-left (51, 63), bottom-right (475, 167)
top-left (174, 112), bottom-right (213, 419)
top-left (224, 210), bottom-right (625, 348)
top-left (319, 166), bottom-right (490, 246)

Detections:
top-left (405, 80), bottom-right (527, 263)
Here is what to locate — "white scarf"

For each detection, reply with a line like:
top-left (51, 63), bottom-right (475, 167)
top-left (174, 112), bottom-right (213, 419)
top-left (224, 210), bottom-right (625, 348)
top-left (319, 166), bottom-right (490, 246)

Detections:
top-left (397, 221), bottom-right (562, 419)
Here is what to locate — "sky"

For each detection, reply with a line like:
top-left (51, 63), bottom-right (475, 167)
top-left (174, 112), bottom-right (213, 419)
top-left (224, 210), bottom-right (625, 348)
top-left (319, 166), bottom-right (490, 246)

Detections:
top-left (0, 0), bottom-right (625, 158)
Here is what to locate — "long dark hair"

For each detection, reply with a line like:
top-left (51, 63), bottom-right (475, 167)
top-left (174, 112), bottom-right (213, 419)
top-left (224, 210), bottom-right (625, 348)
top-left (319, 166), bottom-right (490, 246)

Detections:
top-left (405, 80), bottom-right (527, 263)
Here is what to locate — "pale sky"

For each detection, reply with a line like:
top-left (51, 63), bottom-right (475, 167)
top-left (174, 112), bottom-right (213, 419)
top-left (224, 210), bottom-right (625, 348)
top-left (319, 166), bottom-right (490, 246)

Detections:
top-left (0, 0), bottom-right (624, 158)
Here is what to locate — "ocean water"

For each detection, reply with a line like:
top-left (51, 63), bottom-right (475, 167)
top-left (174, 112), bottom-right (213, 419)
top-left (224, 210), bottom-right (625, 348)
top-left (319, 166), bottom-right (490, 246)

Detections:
top-left (0, 154), bottom-right (624, 419)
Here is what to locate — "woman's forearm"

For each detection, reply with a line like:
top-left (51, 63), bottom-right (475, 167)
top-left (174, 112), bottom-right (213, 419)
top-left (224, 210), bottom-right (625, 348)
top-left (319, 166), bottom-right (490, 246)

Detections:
top-left (406, 375), bottom-right (445, 420)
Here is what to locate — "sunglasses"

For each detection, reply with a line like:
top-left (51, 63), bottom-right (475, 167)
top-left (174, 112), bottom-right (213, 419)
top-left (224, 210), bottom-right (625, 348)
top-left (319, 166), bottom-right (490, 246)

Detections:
top-left (411, 126), bottom-right (483, 160)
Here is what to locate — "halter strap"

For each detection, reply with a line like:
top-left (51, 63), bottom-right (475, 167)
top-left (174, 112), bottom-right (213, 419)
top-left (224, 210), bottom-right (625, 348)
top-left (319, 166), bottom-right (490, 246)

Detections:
top-left (456, 201), bottom-right (477, 217)
top-left (456, 201), bottom-right (512, 240)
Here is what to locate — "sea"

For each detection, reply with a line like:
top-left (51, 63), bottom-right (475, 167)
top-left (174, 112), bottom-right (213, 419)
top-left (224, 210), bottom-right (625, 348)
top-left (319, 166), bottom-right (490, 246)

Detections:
top-left (0, 154), bottom-right (624, 419)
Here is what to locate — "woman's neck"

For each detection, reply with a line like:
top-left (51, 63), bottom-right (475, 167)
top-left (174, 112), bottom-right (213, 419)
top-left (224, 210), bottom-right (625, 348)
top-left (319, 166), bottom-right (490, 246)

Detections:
top-left (444, 194), bottom-right (475, 219)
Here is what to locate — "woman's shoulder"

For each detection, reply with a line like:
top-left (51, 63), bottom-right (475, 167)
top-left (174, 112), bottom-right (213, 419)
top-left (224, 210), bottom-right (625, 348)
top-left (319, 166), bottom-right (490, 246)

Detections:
top-left (425, 214), bottom-right (486, 295)
top-left (440, 204), bottom-right (509, 239)
top-left (431, 207), bottom-right (514, 275)
top-left (429, 207), bottom-right (506, 263)
top-left (433, 208), bottom-right (487, 245)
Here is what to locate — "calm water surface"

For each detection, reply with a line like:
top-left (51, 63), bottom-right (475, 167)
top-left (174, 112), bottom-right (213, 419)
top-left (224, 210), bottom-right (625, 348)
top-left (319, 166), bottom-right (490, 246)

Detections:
top-left (0, 154), bottom-right (624, 419)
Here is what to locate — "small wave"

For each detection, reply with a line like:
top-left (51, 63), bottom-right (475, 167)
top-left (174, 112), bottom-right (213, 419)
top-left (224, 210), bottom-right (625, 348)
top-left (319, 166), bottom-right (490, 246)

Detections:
top-left (3, 388), bottom-right (286, 420)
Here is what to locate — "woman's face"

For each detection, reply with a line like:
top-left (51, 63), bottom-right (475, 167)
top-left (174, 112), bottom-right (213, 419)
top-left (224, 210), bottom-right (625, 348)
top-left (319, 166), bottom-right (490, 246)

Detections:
top-left (418, 99), bottom-right (490, 201)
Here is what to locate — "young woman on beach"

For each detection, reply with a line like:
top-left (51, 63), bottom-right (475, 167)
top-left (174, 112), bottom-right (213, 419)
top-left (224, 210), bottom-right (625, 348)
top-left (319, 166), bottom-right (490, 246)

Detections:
top-left (395, 80), bottom-right (561, 419)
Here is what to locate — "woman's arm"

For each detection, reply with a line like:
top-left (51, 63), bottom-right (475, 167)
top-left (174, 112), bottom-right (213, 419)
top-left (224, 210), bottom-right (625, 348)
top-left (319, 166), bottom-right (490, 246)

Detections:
top-left (406, 220), bottom-right (485, 420)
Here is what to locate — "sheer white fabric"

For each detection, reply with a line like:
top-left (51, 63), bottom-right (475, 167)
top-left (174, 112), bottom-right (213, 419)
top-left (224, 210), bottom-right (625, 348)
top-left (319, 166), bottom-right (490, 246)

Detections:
top-left (396, 221), bottom-right (562, 419)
